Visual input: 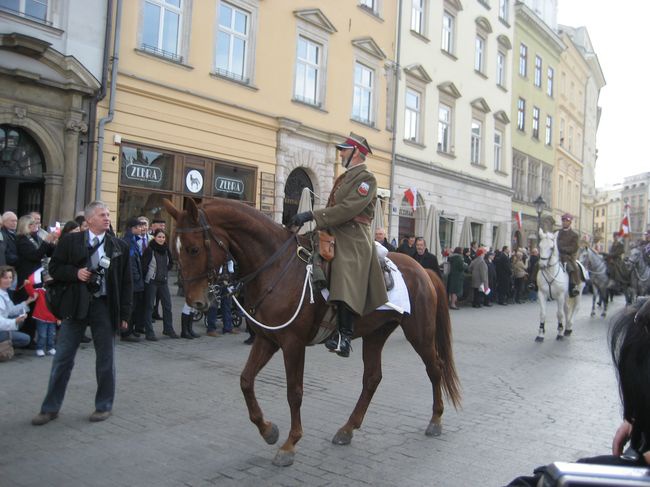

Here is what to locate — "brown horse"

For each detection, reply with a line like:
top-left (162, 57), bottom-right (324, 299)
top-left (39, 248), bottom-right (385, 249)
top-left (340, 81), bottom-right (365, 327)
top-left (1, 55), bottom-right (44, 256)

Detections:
top-left (163, 197), bottom-right (460, 467)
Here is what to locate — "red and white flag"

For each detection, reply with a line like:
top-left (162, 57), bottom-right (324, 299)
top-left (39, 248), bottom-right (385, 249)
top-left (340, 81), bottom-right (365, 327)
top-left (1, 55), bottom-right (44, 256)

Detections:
top-left (514, 211), bottom-right (523, 230)
top-left (404, 187), bottom-right (417, 211)
top-left (619, 203), bottom-right (631, 237)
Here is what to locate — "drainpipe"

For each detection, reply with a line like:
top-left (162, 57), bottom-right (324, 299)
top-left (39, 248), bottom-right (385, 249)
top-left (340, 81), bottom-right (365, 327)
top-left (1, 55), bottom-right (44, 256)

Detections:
top-left (85, 0), bottom-right (113, 204)
top-left (387, 0), bottom-right (403, 240)
top-left (95, 0), bottom-right (122, 200)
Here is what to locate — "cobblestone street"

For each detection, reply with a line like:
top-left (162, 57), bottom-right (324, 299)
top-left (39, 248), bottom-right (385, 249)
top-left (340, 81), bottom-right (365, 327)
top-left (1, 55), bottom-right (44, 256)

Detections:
top-left (2, 292), bottom-right (625, 486)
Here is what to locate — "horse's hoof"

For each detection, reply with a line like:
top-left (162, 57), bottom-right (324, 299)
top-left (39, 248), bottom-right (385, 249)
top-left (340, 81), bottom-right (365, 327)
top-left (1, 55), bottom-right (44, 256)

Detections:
top-left (263, 423), bottom-right (279, 445)
top-left (590, 312), bottom-right (595, 317)
top-left (535, 336), bottom-right (544, 342)
top-left (332, 429), bottom-right (353, 445)
top-left (272, 449), bottom-right (294, 467)
top-left (556, 334), bottom-right (564, 341)
top-left (601, 312), bottom-right (607, 318)
top-left (425, 422), bottom-right (442, 437)
top-left (564, 329), bottom-right (573, 337)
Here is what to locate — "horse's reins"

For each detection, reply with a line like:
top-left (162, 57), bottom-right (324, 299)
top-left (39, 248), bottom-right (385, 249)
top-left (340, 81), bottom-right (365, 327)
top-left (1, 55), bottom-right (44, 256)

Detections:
top-left (539, 240), bottom-right (562, 299)
top-left (175, 209), bottom-right (315, 330)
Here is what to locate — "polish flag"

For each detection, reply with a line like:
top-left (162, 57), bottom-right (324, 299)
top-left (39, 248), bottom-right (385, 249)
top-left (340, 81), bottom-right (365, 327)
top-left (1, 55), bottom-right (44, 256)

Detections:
top-left (404, 187), bottom-right (417, 211)
top-left (514, 211), bottom-right (523, 230)
top-left (619, 203), bottom-right (631, 237)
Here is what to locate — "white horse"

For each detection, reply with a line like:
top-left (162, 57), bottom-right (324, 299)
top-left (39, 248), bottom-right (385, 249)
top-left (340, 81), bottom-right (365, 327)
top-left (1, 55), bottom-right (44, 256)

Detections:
top-left (578, 246), bottom-right (609, 318)
top-left (536, 229), bottom-right (585, 342)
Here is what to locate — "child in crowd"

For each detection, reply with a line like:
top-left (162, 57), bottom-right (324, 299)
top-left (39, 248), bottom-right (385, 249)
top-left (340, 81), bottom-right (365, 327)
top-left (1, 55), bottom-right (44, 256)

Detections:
top-left (24, 267), bottom-right (58, 357)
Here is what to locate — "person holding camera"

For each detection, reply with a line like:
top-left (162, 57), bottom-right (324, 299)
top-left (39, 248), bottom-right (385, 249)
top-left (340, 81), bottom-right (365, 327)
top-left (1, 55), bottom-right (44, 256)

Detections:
top-left (31, 201), bottom-right (133, 425)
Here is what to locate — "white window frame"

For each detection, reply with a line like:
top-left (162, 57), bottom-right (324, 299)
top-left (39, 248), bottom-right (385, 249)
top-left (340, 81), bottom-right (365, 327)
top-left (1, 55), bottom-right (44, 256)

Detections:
top-left (532, 106), bottom-right (540, 139)
top-left (494, 129), bottom-right (503, 171)
top-left (404, 87), bottom-right (422, 143)
top-left (519, 43), bottom-right (527, 77)
top-left (498, 0), bottom-right (508, 23)
top-left (0, 0), bottom-right (48, 22)
top-left (438, 103), bottom-right (452, 153)
top-left (534, 55), bottom-right (542, 87)
top-left (294, 35), bottom-right (323, 107)
top-left (359, 0), bottom-right (381, 15)
top-left (215, 0), bottom-right (258, 84)
top-left (442, 10), bottom-right (454, 55)
top-left (517, 98), bottom-right (525, 131)
top-left (141, 0), bottom-right (185, 60)
top-left (411, 0), bottom-right (425, 35)
top-left (545, 115), bottom-right (552, 145)
top-left (496, 50), bottom-right (506, 87)
top-left (351, 61), bottom-right (375, 126)
top-left (470, 119), bottom-right (482, 165)
top-left (547, 66), bottom-right (554, 97)
top-left (475, 35), bottom-right (485, 73)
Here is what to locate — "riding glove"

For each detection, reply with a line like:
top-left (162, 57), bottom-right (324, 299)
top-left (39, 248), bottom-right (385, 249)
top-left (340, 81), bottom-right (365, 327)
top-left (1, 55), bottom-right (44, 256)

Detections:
top-left (290, 211), bottom-right (313, 227)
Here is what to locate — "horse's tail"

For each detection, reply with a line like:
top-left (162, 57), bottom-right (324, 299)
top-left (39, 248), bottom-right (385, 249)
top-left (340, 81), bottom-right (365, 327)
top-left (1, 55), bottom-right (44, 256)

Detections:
top-left (425, 269), bottom-right (462, 409)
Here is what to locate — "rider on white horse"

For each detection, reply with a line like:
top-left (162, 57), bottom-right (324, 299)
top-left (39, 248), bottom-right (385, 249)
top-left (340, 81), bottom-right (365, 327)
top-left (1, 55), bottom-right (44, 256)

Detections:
top-left (557, 213), bottom-right (581, 298)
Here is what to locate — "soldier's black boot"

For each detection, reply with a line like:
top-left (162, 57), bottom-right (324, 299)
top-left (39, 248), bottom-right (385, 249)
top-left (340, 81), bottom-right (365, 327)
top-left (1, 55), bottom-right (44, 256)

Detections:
top-left (180, 313), bottom-right (194, 339)
top-left (325, 306), bottom-right (354, 357)
top-left (568, 275), bottom-right (579, 297)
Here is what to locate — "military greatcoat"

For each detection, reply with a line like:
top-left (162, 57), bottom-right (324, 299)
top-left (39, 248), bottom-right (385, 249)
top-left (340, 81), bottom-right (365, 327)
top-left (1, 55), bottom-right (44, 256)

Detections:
top-left (556, 228), bottom-right (579, 263)
top-left (313, 163), bottom-right (388, 316)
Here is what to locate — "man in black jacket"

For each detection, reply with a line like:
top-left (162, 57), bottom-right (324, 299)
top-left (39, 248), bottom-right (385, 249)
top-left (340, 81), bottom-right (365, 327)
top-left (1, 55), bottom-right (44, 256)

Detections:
top-left (1, 211), bottom-right (18, 266)
top-left (413, 237), bottom-right (441, 278)
top-left (32, 201), bottom-right (133, 426)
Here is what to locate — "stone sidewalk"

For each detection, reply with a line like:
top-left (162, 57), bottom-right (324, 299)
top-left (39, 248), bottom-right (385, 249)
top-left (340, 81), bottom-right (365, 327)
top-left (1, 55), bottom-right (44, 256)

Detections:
top-left (1, 292), bottom-right (626, 486)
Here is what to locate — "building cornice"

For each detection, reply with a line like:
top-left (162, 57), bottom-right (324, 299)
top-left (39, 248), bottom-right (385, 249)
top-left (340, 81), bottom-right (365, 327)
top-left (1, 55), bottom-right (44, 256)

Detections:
top-left (395, 153), bottom-right (514, 197)
top-left (515, 3), bottom-right (565, 55)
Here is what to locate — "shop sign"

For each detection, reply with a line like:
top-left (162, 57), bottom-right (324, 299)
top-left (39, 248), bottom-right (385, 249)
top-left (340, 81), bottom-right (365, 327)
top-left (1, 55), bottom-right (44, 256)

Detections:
top-left (215, 176), bottom-right (244, 195)
top-left (185, 169), bottom-right (204, 194)
top-left (124, 163), bottom-right (162, 184)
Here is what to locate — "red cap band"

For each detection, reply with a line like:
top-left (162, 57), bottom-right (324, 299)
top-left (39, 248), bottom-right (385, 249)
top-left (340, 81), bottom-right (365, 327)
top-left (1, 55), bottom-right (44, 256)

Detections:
top-left (343, 138), bottom-right (369, 155)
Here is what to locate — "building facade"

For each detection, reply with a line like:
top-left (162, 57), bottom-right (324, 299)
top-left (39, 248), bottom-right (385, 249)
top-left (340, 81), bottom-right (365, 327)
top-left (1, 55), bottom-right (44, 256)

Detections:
top-left (0, 0), bottom-right (107, 223)
top-left (510, 2), bottom-right (563, 248)
top-left (390, 0), bottom-right (514, 254)
top-left (95, 0), bottom-right (397, 232)
top-left (621, 172), bottom-right (650, 242)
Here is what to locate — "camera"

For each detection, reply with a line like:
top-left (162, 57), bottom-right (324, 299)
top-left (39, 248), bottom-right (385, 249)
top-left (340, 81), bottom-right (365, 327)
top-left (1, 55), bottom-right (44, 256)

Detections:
top-left (87, 256), bottom-right (111, 294)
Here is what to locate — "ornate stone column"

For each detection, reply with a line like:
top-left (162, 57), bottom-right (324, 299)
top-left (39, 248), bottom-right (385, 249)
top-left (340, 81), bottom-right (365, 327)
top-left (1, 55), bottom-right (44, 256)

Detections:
top-left (42, 173), bottom-right (64, 224)
top-left (63, 117), bottom-right (88, 218)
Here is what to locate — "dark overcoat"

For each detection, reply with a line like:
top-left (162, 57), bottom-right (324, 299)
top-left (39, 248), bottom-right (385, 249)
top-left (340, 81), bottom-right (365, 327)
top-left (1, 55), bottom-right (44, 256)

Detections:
top-left (49, 231), bottom-right (133, 331)
top-left (557, 228), bottom-right (579, 262)
top-left (447, 254), bottom-right (465, 296)
top-left (313, 163), bottom-right (388, 315)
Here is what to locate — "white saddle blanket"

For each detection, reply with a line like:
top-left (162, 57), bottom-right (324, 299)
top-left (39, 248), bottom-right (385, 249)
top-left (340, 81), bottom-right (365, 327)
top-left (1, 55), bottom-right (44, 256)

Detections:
top-left (320, 256), bottom-right (411, 315)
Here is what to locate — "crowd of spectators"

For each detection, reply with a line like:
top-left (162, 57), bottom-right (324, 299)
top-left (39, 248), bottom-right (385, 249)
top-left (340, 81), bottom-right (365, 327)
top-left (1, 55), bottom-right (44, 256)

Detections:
top-left (0, 207), bottom-right (253, 364)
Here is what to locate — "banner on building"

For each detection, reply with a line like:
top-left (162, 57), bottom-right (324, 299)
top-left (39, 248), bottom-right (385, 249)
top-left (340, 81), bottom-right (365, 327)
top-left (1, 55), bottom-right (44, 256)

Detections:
top-left (514, 211), bottom-right (522, 230)
top-left (404, 187), bottom-right (417, 212)
top-left (618, 203), bottom-right (630, 238)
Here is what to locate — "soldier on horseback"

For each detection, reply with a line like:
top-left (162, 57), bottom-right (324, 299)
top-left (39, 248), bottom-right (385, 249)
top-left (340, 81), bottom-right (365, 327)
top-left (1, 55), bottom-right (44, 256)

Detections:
top-left (607, 232), bottom-right (629, 292)
top-left (289, 133), bottom-right (388, 357)
top-left (556, 213), bottom-right (581, 297)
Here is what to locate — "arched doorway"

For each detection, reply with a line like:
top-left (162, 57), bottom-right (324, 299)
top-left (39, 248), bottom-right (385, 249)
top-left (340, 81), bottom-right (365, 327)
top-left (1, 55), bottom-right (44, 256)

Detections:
top-left (0, 125), bottom-right (45, 216)
top-left (282, 168), bottom-right (313, 225)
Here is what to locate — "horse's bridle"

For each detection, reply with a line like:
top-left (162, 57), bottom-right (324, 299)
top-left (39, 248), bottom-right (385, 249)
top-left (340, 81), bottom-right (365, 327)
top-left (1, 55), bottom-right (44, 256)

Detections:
top-left (174, 208), bottom-right (300, 307)
top-left (538, 239), bottom-right (557, 269)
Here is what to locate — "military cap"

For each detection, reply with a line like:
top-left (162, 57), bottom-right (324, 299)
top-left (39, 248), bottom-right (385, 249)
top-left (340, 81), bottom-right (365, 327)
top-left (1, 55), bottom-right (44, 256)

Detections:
top-left (336, 132), bottom-right (372, 155)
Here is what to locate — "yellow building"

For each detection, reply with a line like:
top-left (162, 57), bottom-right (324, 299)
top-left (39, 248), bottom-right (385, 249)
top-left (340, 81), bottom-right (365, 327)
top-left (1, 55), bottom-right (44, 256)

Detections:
top-left (553, 30), bottom-right (589, 232)
top-left (95, 0), bottom-right (397, 231)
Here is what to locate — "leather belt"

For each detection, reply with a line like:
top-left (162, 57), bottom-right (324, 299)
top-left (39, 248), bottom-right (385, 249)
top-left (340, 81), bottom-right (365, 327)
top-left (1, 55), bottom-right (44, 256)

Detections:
top-left (352, 215), bottom-right (371, 226)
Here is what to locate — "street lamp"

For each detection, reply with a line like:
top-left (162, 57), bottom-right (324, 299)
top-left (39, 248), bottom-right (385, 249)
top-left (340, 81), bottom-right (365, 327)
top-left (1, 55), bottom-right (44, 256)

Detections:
top-left (533, 195), bottom-right (546, 231)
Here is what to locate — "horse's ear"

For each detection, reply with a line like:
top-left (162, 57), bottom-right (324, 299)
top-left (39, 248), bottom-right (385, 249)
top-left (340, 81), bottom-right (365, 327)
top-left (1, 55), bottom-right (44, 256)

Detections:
top-left (162, 199), bottom-right (180, 221)
top-left (185, 197), bottom-right (199, 223)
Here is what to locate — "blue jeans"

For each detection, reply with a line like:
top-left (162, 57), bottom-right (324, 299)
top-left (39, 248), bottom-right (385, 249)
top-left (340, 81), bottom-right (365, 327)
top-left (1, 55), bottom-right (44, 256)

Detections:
top-left (0, 330), bottom-right (30, 348)
top-left (206, 295), bottom-right (233, 333)
top-left (35, 319), bottom-right (56, 351)
top-left (39, 298), bottom-right (116, 414)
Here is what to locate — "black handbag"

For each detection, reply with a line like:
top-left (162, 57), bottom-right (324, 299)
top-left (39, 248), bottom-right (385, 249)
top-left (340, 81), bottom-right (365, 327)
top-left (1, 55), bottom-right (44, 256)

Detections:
top-left (44, 280), bottom-right (70, 320)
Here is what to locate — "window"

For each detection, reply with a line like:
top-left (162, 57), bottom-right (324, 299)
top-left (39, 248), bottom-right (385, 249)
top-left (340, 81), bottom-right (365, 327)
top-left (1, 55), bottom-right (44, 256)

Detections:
top-left (352, 62), bottom-right (374, 125)
top-left (527, 161), bottom-right (539, 202)
top-left (545, 115), bottom-right (552, 145)
top-left (294, 36), bottom-right (322, 106)
top-left (411, 0), bottom-right (425, 34)
top-left (547, 66), bottom-right (554, 97)
top-left (494, 129), bottom-right (503, 171)
top-left (517, 98), bottom-right (525, 131)
top-left (0, 0), bottom-right (47, 21)
top-left (558, 174), bottom-right (564, 208)
top-left (442, 11), bottom-right (454, 54)
top-left (143, 0), bottom-right (183, 61)
top-left (498, 0), bottom-right (508, 22)
top-left (438, 104), bottom-right (451, 153)
top-left (560, 118), bottom-right (565, 146)
top-left (216, 2), bottom-right (250, 82)
top-left (568, 125), bottom-right (573, 152)
top-left (359, 0), bottom-right (375, 9)
top-left (534, 55), bottom-right (542, 87)
top-left (470, 119), bottom-right (482, 165)
top-left (496, 51), bottom-right (506, 87)
top-left (475, 36), bottom-right (485, 73)
top-left (532, 107), bottom-right (540, 139)
top-left (404, 88), bottom-right (421, 141)
top-left (519, 43), bottom-right (527, 77)
top-left (542, 165), bottom-right (552, 204)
